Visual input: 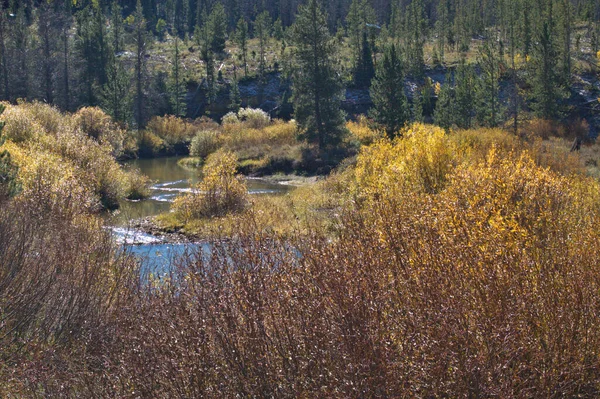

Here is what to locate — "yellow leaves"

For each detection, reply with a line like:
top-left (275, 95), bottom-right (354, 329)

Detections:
top-left (173, 150), bottom-right (248, 220)
top-left (346, 116), bottom-right (381, 146)
top-left (352, 123), bottom-right (457, 201)
top-left (0, 102), bottom-right (147, 211)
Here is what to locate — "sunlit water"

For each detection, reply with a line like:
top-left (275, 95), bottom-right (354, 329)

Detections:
top-left (108, 156), bottom-right (290, 269)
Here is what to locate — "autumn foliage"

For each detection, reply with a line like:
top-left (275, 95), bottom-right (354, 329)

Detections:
top-left (3, 117), bottom-right (600, 397)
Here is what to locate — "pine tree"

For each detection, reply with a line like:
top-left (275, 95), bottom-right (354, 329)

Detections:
top-left (405, 0), bottom-right (426, 77)
top-left (170, 36), bottom-right (186, 116)
top-left (101, 58), bottom-right (132, 123)
top-left (347, 0), bottom-right (376, 86)
top-left (234, 17), bottom-right (249, 78)
top-left (133, 0), bottom-right (149, 128)
top-left (354, 30), bottom-right (375, 88)
top-left (174, 0), bottom-right (188, 36)
top-left (0, 12), bottom-right (8, 100)
top-left (111, 0), bottom-right (124, 54)
top-left (209, 2), bottom-right (227, 54)
top-left (37, 3), bottom-right (58, 104)
top-left (435, 0), bottom-right (451, 64)
top-left (273, 17), bottom-right (284, 41)
top-left (291, 0), bottom-right (346, 151)
top-left (370, 44), bottom-right (408, 137)
top-left (434, 73), bottom-right (454, 130)
top-left (530, 21), bottom-right (566, 119)
top-left (556, 0), bottom-right (573, 82)
top-left (11, 7), bottom-right (30, 100)
top-left (196, 10), bottom-right (216, 105)
top-left (476, 41), bottom-right (503, 127)
top-left (254, 11), bottom-right (271, 82)
top-left (454, 58), bottom-right (475, 129)
top-left (75, 4), bottom-right (109, 105)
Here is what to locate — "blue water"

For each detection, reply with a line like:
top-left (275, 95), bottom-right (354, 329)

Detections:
top-left (123, 242), bottom-right (210, 277)
top-left (110, 156), bottom-right (290, 272)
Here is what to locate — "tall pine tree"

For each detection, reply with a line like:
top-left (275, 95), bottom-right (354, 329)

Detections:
top-left (370, 44), bottom-right (408, 137)
top-left (291, 0), bottom-right (346, 151)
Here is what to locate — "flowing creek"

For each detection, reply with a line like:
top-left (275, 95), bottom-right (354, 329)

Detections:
top-left (108, 157), bottom-right (290, 273)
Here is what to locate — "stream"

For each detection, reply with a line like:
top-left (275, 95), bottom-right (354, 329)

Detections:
top-left (108, 157), bottom-right (290, 273)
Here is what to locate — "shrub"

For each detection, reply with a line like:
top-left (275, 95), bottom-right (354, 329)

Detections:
top-left (237, 107), bottom-right (271, 128)
top-left (18, 101), bottom-right (64, 135)
top-left (222, 111), bottom-right (240, 125)
top-left (189, 129), bottom-right (221, 159)
top-left (146, 115), bottom-right (197, 152)
top-left (1, 103), bottom-right (43, 143)
top-left (353, 123), bottom-right (457, 200)
top-left (346, 115), bottom-right (381, 146)
top-left (138, 131), bottom-right (166, 157)
top-left (72, 106), bottom-right (126, 157)
top-left (124, 168), bottom-right (152, 200)
top-left (1, 102), bottom-right (149, 210)
top-left (173, 150), bottom-right (247, 220)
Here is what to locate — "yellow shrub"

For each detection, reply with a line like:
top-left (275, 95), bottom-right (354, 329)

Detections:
top-left (146, 115), bottom-right (197, 149)
top-left (0, 103), bottom-right (150, 210)
top-left (190, 129), bottom-right (220, 158)
top-left (443, 147), bottom-right (579, 239)
top-left (17, 101), bottom-right (64, 135)
top-left (3, 142), bottom-right (98, 214)
top-left (353, 123), bottom-right (457, 200)
top-left (1, 104), bottom-right (43, 143)
top-left (173, 150), bottom-right (247, 220)
top-left (72, 107), bottom-right (126, 157)
top-left (347, 116), bottom-right (381, 146)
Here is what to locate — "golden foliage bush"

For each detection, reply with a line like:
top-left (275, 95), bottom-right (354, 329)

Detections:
top-left (72, 106), bottom-right (126, 157)
top-left (1, 103), bottom-right (43, 143)
top-left (346, 115), bottom-right (381, 146)
top-left (0, 102), bottom-right (149, 210)
top-left (353, 123), bottom-right (457, 200)
top-left (16, 101), bottom-right (64, 135)
top-left (173, 150), bottom-right (248, 220)
top-left (146, 115), bottom-right (198, 151)
top-left (190, 129), bottom-right (220, 159)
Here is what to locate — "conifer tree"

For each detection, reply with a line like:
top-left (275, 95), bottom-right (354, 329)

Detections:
top-left (405, 0), bottom-right (426, 77)
top-left (101, 58), bottom-right (132, 123)
top-left (354, 30), bottom-right (375, 88)
top-left (434, 74), bottom-right (454, 130)
top-left (111, 0), bottom-right (124, 54)
top-left (530, 22), bottom-right (566, 119)
top-left (291, 0), bottom-right (346, 151)
top-left (234, 17), bottom-right (249, 78)
top-left (273, 17), bottom-right (284, 41)
top-left (133, 0), bottom-right (149, 128)
top-left (0, 12), bottom-right (8, 100)
top-left (209, 2), bottom-right (227, 54)
top-left (370, 44), bottom-right (408, 137)
top-left (37, 3), bottom-right (58, 104)
top-left (196, 10), bottom-right (216, 105)
top-left (254, 11), bottom-right (271, 82)
top-left (170, 36), bottom-right (186, 116)
top-left (347, 0), bottom-right (376, 85)
top-left (454, 58), bottom-right (475, 129)
top-left (476, 41), bottom-right (502, 127)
